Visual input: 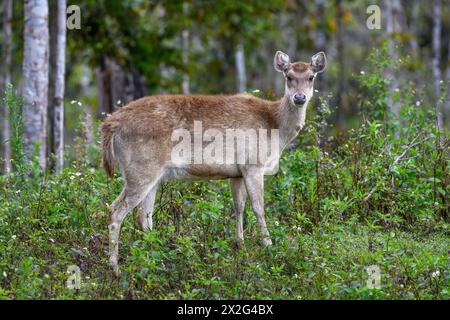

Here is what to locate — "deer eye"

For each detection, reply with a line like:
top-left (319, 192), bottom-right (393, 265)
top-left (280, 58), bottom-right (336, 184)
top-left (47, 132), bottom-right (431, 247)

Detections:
top-left (309, 75), bottom-right (315, 82)
top-left (286, 75), bottom-right (293, 82)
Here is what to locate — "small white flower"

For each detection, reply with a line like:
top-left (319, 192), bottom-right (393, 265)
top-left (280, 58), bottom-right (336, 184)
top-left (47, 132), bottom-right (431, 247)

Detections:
top-left (15, 190), bottom-right (20, 194)
top-left (395, 88), bottom-right (400, 92)
top-left (360, 71), bottom-right (365, 75)
top-left (274, 221), bottom-right (279, 227)
top-left (314, 89), bottom-right (319, 93)
top-left (11, 235), bottom-right (16, 240)
top-left (75, 172), bottom-right (82, 177)
top-left (70, 100), bottom-right (77, 104)
top-left (416, 101), bottom-right (421, 107)
top-left (49, 238), bottom-right (55, 243)
top-left (69, 176), bottom-right (75, 180)
top-left (431, 270), bottom-right (440, 278)
top-left (77, 101), bottom-right (82, 106)
top-left (252, 89), bottom-right (260, 93)
top-left (2, 271), bottom-right (7, 278)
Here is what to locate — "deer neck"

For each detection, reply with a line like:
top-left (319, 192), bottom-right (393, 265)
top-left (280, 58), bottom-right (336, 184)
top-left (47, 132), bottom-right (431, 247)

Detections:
top-left (273, 95), bottom-right (308, 150)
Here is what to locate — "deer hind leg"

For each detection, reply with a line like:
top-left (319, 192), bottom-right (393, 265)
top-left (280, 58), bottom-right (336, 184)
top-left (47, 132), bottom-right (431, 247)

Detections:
top-left (108, 184), bottom-right (150, 275)
top-left (108, 170), bottom-right (162, 274)
top-left (136, 185), bottom-right (158, 231)
top-left (108, 188), bottom-right (125, 213)
top-left (230, 178), bottom-right (247, 245)
top-left (241, 167), bottom-right (272, 246)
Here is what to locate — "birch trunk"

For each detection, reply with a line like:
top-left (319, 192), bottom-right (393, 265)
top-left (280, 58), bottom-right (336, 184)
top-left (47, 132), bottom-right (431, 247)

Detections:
top-left (49, 0), bottom-right (67, 172)
top-left (384, 0), bottom-right (401, 116)
top-left (235, 41), bottom-right (247, 93)
top-left (335, 0), bottom-right (345, 129)
top-left (432, 0), bottom-right (443, 129)
top-left (315, 0), bottom-right (326, 94)
top-left (23, 0), bottom-right (50, 170)
top-left (181, 2), bottom-right (190, 94)
top-left (409, 0), bottom-right (419, 57)
top-left (445, 39), bottom-right (450, 124)
top-left (157, 4), bottom-right (168, 94)
top-left (2, 0), bottom-right (12, 173)
top-left (80, 65), bottom-right (94, 146)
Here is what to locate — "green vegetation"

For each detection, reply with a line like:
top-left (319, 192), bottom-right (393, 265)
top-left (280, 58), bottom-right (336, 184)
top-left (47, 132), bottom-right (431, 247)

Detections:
top-left (0, 50), bottom-right (448, 300)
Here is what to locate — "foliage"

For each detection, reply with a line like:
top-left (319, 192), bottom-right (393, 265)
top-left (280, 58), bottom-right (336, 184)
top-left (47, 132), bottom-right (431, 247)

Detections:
top-left (0, 52), bottom-right (449, 299)
top-left (3, 84), bottom-right (25, 172)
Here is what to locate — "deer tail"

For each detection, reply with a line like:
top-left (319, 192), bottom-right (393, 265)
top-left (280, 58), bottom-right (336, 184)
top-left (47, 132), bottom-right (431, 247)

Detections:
top-left (100, 120), bottom-right (117, 178)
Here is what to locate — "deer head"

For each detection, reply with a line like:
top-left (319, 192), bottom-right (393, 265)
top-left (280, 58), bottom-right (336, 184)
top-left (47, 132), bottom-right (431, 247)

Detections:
top-left (274, 51), bottom-right (327, 106)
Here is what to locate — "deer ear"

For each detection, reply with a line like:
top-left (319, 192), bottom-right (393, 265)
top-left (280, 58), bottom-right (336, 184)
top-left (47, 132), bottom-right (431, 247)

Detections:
top-left (311, 52), bottom-right (327, 73)
top-left (274, 51), bottom-right (290, 73)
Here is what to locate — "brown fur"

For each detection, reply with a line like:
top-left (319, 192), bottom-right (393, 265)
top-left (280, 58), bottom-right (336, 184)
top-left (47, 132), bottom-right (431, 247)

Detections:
top-left (102, 51), bottom-right (327, 274)
top-left (100, 94), bottom-right (279, 178)
top-left (101, 120), bottom-right (118, 178)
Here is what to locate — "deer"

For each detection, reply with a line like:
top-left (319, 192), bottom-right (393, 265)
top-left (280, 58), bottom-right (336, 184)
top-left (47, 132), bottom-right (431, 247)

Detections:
top-left (101, 50), bottom-right (327, 274)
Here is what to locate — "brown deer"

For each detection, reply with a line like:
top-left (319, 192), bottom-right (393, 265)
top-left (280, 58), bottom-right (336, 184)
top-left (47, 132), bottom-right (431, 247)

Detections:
top-left (101, 51), bottom-right (326, 274)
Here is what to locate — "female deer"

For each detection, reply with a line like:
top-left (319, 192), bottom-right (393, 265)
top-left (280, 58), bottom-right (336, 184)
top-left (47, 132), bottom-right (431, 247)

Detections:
top-left (101, 51), bottom-right (327, 273)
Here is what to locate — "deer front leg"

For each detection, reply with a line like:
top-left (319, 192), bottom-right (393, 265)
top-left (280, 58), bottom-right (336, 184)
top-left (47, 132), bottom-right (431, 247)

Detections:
top-left (230, 178), bottom-right (247, 246)
top-left (241, 167), bottom-right (272, 246)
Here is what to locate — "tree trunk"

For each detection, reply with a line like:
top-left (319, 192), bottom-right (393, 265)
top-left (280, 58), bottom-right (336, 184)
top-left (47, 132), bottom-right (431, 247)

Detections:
top-left (335, 0), bottom-right (345, 130)
top-left (181, 2), bottom-right (190, 94)
top-left (445, 39), bottom-right (450, 125)
top-left (96, 59), bottom-right (112, 118)
top-left (235, 41), bottom-right (247, 93)
top-left (384, 0), bottom-right (402, 116)
top-left (432, 0), bottom-right (443, 130)
top-left (314, 0), bottom-right (326, 93)
top-left (157, 4), bottom-right (168, 94)
top-left (96, 57), bottom-right (148, 118)
top-left (409, 0), bottom-right (420, 57)
top-left (23, 0), bottom-right (50, 170)
top-left (80, 64), bottom-right (94, 146)
top-left (1, 0), bottom-right (12, 173)
top-left (49, 0), bottom-right (67, 172)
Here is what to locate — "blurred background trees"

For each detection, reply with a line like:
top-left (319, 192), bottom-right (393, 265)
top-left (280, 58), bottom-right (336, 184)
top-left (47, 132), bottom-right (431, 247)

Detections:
top-left (0, 0), bottom-right (449, 172)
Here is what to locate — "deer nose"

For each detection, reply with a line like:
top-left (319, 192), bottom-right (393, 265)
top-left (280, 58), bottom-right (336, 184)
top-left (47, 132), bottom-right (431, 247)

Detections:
top-left (293, 93), bottom-right (306, 105)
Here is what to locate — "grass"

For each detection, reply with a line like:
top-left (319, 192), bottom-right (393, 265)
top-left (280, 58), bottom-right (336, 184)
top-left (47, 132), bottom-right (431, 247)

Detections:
top-left (0, 48), bottom-right (448, 299)
top-left (0, 162), bottom-right (448, 300)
